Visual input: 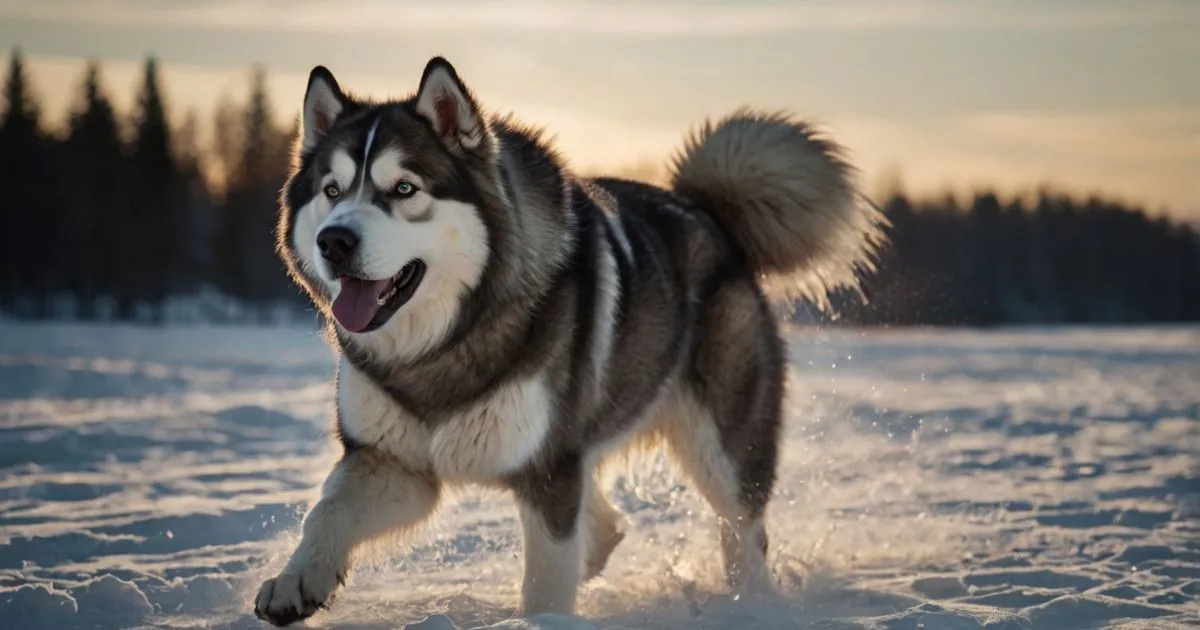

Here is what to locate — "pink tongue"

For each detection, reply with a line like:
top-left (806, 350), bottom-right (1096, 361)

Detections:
top-left (331, 277), bottom-right (392, 332)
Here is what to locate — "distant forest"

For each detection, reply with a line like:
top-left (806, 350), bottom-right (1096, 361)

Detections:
top-left (823, 191), bottom-right (1200, 326)
top-left (1, 50), bottom-right (1197, 326)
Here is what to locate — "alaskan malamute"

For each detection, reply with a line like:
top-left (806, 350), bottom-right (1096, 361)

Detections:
top-left (254, 56), bottom-right (885, 626)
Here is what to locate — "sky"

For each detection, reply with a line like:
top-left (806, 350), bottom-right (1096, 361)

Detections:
top-left (1, 0), bottom-right (1197, 219)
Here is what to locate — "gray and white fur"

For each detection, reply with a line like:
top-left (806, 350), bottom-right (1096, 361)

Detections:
top-left (253, 56), bottom-right (886, 626)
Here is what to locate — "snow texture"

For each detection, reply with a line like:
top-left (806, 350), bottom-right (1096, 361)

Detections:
top-left (0, 321), bottom-right (1196, 629)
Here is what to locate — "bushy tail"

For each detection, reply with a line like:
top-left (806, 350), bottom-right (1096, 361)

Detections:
top-left (668, 108), bottom-right (888, 309)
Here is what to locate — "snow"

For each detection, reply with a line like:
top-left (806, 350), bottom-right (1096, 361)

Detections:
top-left (0, 321), bottom-right (1196, 629)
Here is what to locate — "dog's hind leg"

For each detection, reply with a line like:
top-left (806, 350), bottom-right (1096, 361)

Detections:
top-left (581, 475), bottom-right (625, 581)
top-left (254, 449), bottom-right (440, 627)
top-left (659, 391), bottom-right (776, 594)
top-left (659, 279), bottom-right (784, 595)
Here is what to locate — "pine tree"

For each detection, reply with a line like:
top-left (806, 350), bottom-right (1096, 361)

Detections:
top-left (0, 48), bottom-right (57, 316)
top-left (64, 60), bottom-right (126, 318)
top-left (216, 66), bottom-right (293, 312)
top-left (128, 56), bottom-right (182, 321)
top-left (974, 192), bottom-right (1008, 324)
top-left (173, 110), bottom-right (216, 297)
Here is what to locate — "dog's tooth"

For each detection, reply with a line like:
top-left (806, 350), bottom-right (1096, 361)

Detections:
top-left (376, 286), bottom-right (396, 306)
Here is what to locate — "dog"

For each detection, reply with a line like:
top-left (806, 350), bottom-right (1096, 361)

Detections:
top-left (254, 55), bottom-right (885, 626)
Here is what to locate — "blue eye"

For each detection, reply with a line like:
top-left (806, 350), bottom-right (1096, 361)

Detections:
top-left (395, 180), bottom-right (416, 196)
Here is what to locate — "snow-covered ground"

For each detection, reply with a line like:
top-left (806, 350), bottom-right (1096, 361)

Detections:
top-left (0, 321), bottom-right (1196, 630)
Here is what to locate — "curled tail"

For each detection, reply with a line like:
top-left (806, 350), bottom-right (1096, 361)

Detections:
top-left (668, 109), bottom-right (888, 309)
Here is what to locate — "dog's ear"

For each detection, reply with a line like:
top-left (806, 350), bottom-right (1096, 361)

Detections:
top-left (302, 66), bottom-right (345, 152)
top-left (415, 57), bottom-right (490, 153)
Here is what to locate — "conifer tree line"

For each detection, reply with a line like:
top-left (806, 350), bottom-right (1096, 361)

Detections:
top-left (0, 49), bottom-right (299, 323)
top-left (2, 49), bottom-right (1198, 326)
top-left (823, 191), bottom-right (1200, 326)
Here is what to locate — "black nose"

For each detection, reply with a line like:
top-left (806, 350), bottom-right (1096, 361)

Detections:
top-left (316, 226), bottom-right (359, 266)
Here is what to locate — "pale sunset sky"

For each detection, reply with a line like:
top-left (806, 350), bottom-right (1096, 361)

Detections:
top-left (1, 0), bottom-right (1197, 219)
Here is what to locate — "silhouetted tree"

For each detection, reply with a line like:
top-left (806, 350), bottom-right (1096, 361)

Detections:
top-left (173, 110), bottom-right (216, 296)
top-left (0, 48), bottom-right (59, 316)
top-left (128, 56), bottom-right (183, 320)
top-left (215, 66), bottom-right (294, 313)
top-left (824, 188), bottom-right (1200, 326)
top-left (64, 60), bottom-right (126, 318)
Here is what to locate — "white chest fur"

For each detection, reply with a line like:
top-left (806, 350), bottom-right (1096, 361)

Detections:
top-left (336, 361), bottom-right (553, 481)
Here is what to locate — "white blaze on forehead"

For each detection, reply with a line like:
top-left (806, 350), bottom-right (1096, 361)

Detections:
top-left (330, 149), bottom-right (357, 188)
top-left (356, 115), bottom-right (382, 202)
top-left (370, 147), bottom-right (426, 191)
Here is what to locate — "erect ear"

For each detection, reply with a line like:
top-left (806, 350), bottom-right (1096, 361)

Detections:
top-left (302, 66), bottom-right (345, 152)
top-left (414, 57), bottom-right (489, 153)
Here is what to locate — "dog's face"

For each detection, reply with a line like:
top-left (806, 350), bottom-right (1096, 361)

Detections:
top-left (279, 58), bottom-right (501, 351)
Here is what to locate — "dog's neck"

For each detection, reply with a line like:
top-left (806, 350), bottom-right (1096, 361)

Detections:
top-left (491, 119), bottom-right (578, 302)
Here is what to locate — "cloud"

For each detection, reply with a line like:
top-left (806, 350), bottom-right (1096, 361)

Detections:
top-left (3, 0), bottom-right (1197, 36)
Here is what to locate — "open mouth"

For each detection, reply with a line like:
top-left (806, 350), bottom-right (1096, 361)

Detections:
top-left (330, 260), bottom-right (426, 333)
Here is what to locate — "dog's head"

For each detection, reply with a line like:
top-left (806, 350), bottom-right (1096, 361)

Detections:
top-left (279, 57), bottom-right (535, 357)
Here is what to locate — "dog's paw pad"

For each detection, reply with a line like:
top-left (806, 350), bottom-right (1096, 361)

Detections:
top-left (253, 566), bottom-right (341, 627)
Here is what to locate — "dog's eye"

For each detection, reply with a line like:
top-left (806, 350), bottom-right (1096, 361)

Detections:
top-left (395, 180), bottom-right (417, 197)
top-left (323, 184), bottom-right (341, 199)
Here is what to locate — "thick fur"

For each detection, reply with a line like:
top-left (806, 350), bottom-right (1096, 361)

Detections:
top-left (671, 109), bottom-right (888, 309)
top-left (254, 56), bottom-right (885, 626)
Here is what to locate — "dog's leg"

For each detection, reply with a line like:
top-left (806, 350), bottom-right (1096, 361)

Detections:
top-left (581, 476), bottom-right (625, 581)
top-left (254, 449), bottom-right (439, 626)
top-left (519, 502), bottom-right (583, 615)
top-left (659, 391), bottom-right (776, 595)
top-left (657, 279), bottom-right (782, 595)
top-left (717, 512), bottom-right (770, 595)
top-left (512, 457), bottom-right (585, 615)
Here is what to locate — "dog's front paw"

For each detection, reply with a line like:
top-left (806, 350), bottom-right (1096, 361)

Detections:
top-left (253, 565), bottom-right (343, 627)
